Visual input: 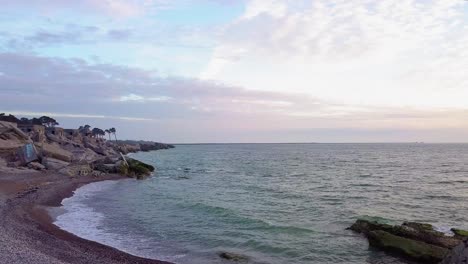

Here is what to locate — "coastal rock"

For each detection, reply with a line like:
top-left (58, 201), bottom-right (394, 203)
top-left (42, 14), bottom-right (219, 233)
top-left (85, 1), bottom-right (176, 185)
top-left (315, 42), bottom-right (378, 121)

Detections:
top-left (349, 219), bottom-right (462, 263)
top-left (0, 121), bottom-right (31, 152)
top-left (83, 138), bottom-right (108, 156)
top-left (349, 219), bottom-right (461, 249)
top-left (451, 228), bottom-right (468, 239)
top-left (368, 230), bottom-right (449, 263)
top-left (94, 164), bottom-right (117, 174)
top-left (348, 219), bottom-right (394, 234)
top-left (27, 162), bottom-right (46, 171)
top-left (36, 143), bottom-right (73, 162)
top-left (59, 164), bottom-right (93, 176)
top-left (119, 158), bottom-right (155, 179)
top-left (395, 222), bottom-right (461, 249)
top-left (219, 252), bottom-right (249, 262)
top-left (440, 239), bottom-right (468, 264)
top-left (43, 157), bottom-right (70, 171)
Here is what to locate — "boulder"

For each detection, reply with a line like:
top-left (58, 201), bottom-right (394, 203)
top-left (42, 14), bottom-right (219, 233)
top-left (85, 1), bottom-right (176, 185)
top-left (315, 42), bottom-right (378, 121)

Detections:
top-left (349, 219), bottom-right (464, 263)
top-left (440, 240), bottom-right (468, 264)
top-left (94, 164), bottom-right (117, 174)
top-left (36, 143), bottom-right (73, 162)
top-left (368, 230), bottom-right (449, 263)
top-left (59, 164), bottom-right (93, 177)
top-left (219, 252), bottom-right (249, 262)
top-left (451, 228), bottom-right (468, 239)
top-left (28, 162), bottom-right (46, 171)
top-left (17, 143), bottom-right (39, 165)
top-left (348, 219), bottom-right (394, 234)
top-left (83, 138), bottom-right (108, 156)
top-left (349, 219), bottom-right (461, 249)
top-left (118, 158), bottom-right (155, 179)
top-left (44, 157), bottom-right (70, 170)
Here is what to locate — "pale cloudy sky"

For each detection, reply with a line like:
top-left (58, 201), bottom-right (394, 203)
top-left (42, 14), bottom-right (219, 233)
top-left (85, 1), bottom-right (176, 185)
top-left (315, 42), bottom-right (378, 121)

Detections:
top-left (0, 0), bottom-right (467, 143)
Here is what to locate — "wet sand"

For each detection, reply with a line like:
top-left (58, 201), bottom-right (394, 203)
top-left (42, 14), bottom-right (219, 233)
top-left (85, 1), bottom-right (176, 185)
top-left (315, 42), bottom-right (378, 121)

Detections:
top-left (0, 171), bottom-right (172, 264)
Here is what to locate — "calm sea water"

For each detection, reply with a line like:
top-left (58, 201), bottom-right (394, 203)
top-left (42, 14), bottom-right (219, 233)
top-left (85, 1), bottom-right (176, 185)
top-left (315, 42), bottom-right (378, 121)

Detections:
top-left (55, 144), bottom-right (468, 264)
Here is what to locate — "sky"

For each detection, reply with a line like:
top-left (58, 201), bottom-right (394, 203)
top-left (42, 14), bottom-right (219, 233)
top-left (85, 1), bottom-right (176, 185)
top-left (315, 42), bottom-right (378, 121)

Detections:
top-left (0, 0), bottom-right (467, 143)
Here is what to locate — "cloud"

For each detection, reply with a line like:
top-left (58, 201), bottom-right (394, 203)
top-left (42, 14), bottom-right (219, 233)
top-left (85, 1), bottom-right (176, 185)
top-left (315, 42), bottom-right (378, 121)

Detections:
top-left (1, 51), bottom-right (467, 137)
top-left (107, 29), bottom-right (133, 40)
top-left (202, 0), bottom-right (468, 109)
top-left (0, 0), bottom-right (172, 17)
top-left (0, 52), bottom-right (327, 119)
top-left (119, 93), bottom-right (172, 102)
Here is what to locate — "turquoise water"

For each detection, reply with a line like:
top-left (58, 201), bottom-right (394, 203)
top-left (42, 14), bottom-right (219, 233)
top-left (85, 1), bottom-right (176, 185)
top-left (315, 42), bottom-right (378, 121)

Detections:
top-left (55, 144), bottom-right (468, 263)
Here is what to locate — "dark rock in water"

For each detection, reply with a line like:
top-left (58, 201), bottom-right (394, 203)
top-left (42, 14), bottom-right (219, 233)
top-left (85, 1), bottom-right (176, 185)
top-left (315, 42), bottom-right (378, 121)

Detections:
top-left (440, 239), bottom-right (468, 264)
top-left (395, 222), bottom-right (461, 249)
top-left (348, 219), bottom-right (394, 234)
top-left (451, 228), bottom-right (468, 239)
top-left (219, 252), bottom-right (249, 262)
top-left (403, 222), bottom-right (435, 232)
top-left (119, 158), bottom-right (155, 179)
top-left (368, 230), bottom-right (449, 263)
top-left (348, 219), bottom-right (463, 263)
top-left (349, 219), bottom-right (460, 249)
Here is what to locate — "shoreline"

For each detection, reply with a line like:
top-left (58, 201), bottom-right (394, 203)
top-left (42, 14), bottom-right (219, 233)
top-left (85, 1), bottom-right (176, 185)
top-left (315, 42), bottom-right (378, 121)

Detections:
top-left (0, 170), bottom-right (173, 264)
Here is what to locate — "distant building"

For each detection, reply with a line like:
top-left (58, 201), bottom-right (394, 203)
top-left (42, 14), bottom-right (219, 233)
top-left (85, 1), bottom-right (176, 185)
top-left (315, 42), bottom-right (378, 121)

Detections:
top-left (64, 129), bottom-right (79, 138)
top-left (18, 124), bottom-right (45, 134)
top-left (46, 127), bottom-right (65, 138)
top-left (17, 124), bottom-right (46, 142)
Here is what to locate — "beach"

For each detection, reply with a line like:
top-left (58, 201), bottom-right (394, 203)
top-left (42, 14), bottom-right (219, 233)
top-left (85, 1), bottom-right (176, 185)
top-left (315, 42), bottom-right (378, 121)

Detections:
top-left (0, 170), bottom-right (171, 264)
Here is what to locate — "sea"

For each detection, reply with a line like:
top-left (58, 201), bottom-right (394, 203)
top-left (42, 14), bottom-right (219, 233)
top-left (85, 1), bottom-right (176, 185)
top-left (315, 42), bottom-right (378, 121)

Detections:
top-left (53, 143), bottom-right (468, 264)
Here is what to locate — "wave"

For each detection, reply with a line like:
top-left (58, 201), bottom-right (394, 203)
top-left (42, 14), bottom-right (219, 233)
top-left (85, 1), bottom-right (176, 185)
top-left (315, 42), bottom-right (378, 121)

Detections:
top-left (53, 180), bottom-right (185, 263)
top-left (183, 202), bottom-right (315, 237)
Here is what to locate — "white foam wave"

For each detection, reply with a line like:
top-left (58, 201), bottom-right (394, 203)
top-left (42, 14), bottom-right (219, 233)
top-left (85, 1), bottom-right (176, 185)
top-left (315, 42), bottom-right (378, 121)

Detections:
top-left (53, 180), bottom-right (185, 262)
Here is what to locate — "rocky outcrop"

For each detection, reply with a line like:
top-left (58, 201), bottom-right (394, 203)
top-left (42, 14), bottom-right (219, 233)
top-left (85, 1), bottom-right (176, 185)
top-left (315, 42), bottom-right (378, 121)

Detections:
top-left (451, 229), bottom-right (468, 239)
top-left (0, 121), bottom-right (31, 153)
top-left (27, 162), bottom-right (46, 171)
top-left (117, 158), bottom-right (155, 179)
top-left (349, 219), bottom-right (466, 263)
top-left (441, 239), bottom-right (468, 264)
top-left (218, 252), bottom-right (249, 262)
top-left (43, 157), bottom-right (70, 170)
top-left (59, 164), bottom-right (93, 176)
top-left (116, 140), bottom-right (174, 153)
top-left (35, 142), bottom-right (73, 162)
top-left (139, 142), bottom-right (175, 152)
top-left (0, 120), bottom-right (173, 178)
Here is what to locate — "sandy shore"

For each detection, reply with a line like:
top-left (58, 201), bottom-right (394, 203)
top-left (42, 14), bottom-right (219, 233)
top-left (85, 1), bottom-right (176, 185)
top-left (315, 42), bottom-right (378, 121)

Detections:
top-left (0, 171), bottom-right (172, 264)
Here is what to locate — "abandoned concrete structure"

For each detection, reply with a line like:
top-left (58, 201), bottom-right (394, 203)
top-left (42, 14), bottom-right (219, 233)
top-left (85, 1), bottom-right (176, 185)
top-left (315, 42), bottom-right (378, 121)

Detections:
top-left (17, 124), bottom-right (46, 142)
top-left (64, 129), bottom-right (79, 137)
top-left (46, 127), bottom-right (65, 138)
top-left (18, 124), bottom-right (44, 134)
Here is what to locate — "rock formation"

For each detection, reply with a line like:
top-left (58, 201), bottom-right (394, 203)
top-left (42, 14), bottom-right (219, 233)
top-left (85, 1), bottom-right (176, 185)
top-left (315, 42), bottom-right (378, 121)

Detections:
top-left (0, 120), bottom-right (173, 179)
top-left (348, 218), bottom-right (468, 263)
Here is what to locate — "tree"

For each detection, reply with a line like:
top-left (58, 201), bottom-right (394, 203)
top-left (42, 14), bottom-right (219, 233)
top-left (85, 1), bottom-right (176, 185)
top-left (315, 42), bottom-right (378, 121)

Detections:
top-left (19, 117), bottom-right (30, 124)
top-left (92, 128), bottom-right (105, 138)
top-left (109, 127), bottom-right (117, 141)
top-left (39, 116), bottom-right (59, 127)
top-left (79, 125), bottom-right (91, 135)
top-left (105, 129), bottom-right (111, 140)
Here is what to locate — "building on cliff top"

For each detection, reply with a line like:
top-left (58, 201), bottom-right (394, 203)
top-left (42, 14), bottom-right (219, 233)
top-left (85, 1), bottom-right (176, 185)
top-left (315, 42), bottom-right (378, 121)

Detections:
top-left (17, 124), bottom-right (46, 142)
top-left (46, 127), bottom-right (65, 138)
